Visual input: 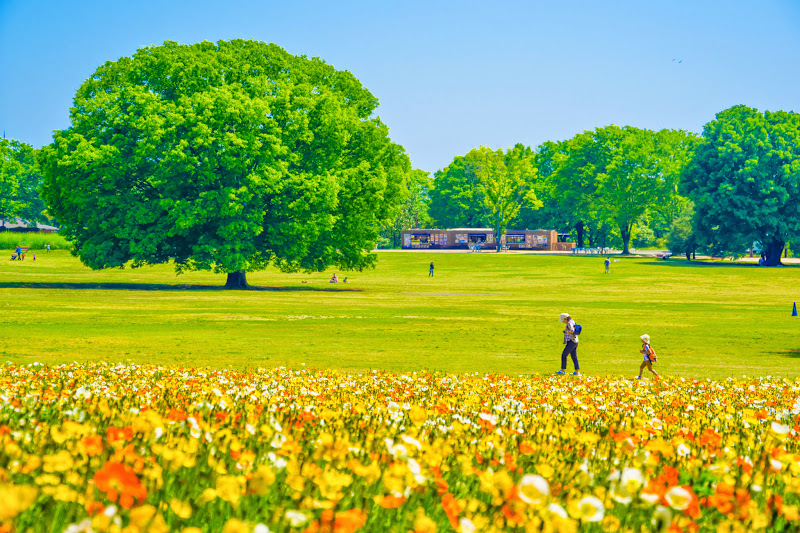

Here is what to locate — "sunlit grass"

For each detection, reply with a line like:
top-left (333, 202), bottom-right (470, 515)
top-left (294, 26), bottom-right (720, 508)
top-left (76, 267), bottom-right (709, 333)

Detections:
top-left (1, 250), bottom-right (798, 379)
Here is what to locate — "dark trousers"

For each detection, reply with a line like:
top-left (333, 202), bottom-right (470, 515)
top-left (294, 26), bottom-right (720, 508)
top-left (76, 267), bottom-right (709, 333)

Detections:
top-left (561, 341), bottom-right (579, 370)
top-left (429, 269), bottom-right (433, 276)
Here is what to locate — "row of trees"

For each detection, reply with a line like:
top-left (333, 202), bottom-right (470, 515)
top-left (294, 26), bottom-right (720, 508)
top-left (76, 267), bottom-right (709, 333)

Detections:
top-left (0, 138), bottom-right (47, 227)
top-left (384, 107), bottom-right (800, 264)
top-left (2, 40), bottom-right (798, 289)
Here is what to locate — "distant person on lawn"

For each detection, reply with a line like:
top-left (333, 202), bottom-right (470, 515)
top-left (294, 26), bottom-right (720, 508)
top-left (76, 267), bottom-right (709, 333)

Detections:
top-left (637, 334), bottom-right (660, 380)
top-left (604, 257), bottom-right (611, 273)
top-left (429, 261), bottom-right (434, 277)
top-left (330, 273), bottom-right (338, 283)
top-left (556, 312), bottom-right (580, 376)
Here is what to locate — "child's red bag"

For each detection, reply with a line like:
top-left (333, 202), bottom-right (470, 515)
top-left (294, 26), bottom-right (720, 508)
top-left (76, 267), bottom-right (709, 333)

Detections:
top-left (646, 346), bottom-right (658, 363)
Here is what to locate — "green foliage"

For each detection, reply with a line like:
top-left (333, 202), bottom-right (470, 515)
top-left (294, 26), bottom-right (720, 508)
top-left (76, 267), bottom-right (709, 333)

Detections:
top-left (38, 39), bottom-right (410, 282)
top-left (428, 155), bottom-right (485, 227)
top-left (379, 169), bottom-right (432, 247)
top-left (429, 144), bottom-right (541, 247)
top-left (546, 127), bottom-right (696, 252)
top-left (631, 221), bottom-right (657, 249)
top-left (665, 203), bottom-right (698, 260)
top-left (682, 105), bottom-right (800, 266)
top-left (0, 138), bottom-right (47, 225)
top-left (544, 133), bottom-right (609, 247)
top-left (469, 144), bottom-right (541, 251)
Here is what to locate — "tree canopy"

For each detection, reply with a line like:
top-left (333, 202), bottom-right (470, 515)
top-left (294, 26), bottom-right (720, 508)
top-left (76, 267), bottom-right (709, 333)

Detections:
top-left (428, 155), bottom-right (485, 228)
top-left (544, 126), bottom-right (696, 252)
top-left (379, 168), bottom-right (432, 248)
top-left (0, 138), bottom-right (47, 227)
top-left (681, 105), bottom-right (800, 265)
top-left (470, 144), bottom-right (541, 251)
top-left (429, 144), bottom-right (540, 245)
top-left (38, 40), bottom-right (410, 287)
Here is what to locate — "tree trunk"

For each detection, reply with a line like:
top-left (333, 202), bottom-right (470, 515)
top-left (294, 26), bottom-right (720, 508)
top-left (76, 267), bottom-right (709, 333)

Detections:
top-left (225, 271), bottom-right (249, 289)
top-left (575, 221), bottom-right (585, 248)
top-left (496, 224), bottom-right (502, 252)
top-left (620, 225), bottom-right (632, 254)
top-left (764, 238), bottom-right (785, 266)
top-left (685, 251), bottom-right (691, 261)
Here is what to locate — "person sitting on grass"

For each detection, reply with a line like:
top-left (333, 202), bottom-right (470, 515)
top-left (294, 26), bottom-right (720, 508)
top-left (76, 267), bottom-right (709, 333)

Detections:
top-left (330, 273), bottom-right (338, 283)
top-left (637, 334), bottom-right (660, 380)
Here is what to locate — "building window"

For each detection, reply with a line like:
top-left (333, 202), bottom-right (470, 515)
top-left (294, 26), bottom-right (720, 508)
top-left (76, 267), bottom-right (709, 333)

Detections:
top-left (410, 234), bottom-right (430, 247)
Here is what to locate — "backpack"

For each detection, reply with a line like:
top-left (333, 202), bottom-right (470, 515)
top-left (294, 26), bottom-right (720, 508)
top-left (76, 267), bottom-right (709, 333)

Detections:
top-left (645, 345), bottom-right (657, 362)
top-left (574, 324), bottom-right (582, 335)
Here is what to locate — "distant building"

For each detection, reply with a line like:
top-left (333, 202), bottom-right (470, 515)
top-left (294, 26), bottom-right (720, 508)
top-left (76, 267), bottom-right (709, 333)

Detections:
top-left (0, 217), bottom-right (59, 233)
top-left (400, 228), bottom-right (575, 251)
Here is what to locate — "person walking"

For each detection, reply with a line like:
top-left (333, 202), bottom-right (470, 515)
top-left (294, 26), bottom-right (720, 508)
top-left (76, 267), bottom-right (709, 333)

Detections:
top-left (555, 312), bottom-right (580, 376)
top-left (429, 261), bottom-right (434, 277)
top-left (604, 257), bottom-right (610, 273)
top-left (636, 334), bottom-right (660, 380)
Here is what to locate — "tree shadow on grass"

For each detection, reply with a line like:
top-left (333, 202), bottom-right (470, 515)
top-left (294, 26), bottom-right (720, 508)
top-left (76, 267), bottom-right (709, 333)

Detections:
top-left (639, 260), bottom-right (799, 268)
top-left (0, 282), bottom-right (363, 292)
top-left (770, 349), bottom-right (800, 358)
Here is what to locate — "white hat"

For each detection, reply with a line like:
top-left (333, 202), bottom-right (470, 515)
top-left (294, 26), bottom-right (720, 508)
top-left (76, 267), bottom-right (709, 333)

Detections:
top-left (560, 313), bottom-right (570, 321)
top-left (640, 334), bottom-right (650, 343)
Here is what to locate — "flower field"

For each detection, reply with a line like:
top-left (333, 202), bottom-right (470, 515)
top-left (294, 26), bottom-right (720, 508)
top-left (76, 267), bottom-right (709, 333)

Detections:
top-left (1, 363), bottom-right (799, 532)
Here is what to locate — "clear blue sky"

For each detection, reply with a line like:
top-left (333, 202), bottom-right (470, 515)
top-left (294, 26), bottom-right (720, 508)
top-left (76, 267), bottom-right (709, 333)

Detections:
top-left (1, 0), bottom-right (798, 173)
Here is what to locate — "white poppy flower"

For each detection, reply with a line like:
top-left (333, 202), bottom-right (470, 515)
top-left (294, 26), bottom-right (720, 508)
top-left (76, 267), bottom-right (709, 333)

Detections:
top-left (577, 495), bottom-right (605, 522)
top-left (518, 474), bottom-right (549, 504)
top-left (284, 510), bottom-right (307, 526)
top-left (664, 486), bottom-right (692, 510)
top-left (548, 503), bottom-right (568, 518)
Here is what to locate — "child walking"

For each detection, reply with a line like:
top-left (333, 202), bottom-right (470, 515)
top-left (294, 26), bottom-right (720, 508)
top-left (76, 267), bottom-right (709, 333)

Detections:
top-left (637, 334), bottom-right (660, 379)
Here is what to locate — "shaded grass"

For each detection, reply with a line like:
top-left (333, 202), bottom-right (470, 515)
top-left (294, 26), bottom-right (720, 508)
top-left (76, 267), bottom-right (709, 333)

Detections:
top-left (1, 250), bottom-right (798, 379)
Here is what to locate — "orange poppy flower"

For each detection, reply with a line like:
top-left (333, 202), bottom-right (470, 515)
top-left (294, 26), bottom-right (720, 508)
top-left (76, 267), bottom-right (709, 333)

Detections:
top-left (93, 461), bottom-right (147, 509)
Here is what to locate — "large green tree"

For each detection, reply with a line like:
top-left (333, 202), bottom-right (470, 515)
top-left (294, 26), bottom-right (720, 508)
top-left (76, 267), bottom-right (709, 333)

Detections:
top-left (550, 126), bottom-right (694, 253)
top-left (681, 105), bottom-right (800, 266)
top-left (0, 138), bottom-right (47, 227)
top-left (470, 144), bottom-right (541, 251)
top-left (38, 40), bottom-right (409, 287)
top-left (547, 132), bottom-right (614, 248)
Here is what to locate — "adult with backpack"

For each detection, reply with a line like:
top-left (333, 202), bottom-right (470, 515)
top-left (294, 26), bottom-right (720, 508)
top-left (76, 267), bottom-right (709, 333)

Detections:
top-left (556, 312), bottom-right (581, 376)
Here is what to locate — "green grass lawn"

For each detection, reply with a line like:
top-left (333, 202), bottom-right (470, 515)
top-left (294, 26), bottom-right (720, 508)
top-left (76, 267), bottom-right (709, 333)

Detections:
top-left (1, 250), bottom-right (798, 379)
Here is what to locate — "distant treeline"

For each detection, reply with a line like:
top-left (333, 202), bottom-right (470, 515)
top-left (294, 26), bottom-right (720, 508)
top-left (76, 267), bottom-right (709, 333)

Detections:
top-left (380, 105), bottom-right (800, 265)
